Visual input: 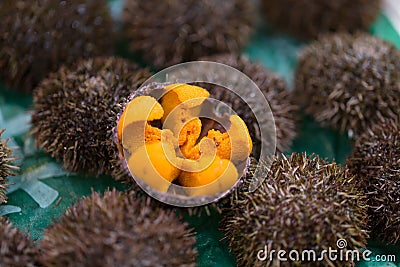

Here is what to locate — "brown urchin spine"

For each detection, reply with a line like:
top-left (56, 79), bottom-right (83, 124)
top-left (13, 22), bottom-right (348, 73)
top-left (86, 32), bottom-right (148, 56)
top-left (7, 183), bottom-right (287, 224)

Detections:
top-left (39, 189), bottom-right (197, 267)
top-left (346, 118), bottom-right (400, 244)
top-left (261, 0), bottom-right (381, 39)
top-left (199, 54), bottom-right (298, 155)
top-left (122, 0), bottom-right (255, 68)
top-left (0, 0), bottom-right (114, 92)
top-left (0, 129), bottom-right (18, 203)
top-left (31, 57), bottom-right (151, 177)
top-left (0, 217), bottom-right (39, 267)
top-left (221, 153), bottom-right (368, 267)
top-left (295, 33), bottom-right (400, 137)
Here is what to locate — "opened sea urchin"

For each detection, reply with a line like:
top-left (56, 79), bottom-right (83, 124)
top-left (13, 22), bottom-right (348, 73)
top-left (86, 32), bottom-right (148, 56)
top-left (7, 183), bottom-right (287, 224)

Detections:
top-left (261, 0), bottom-right (381, 39)
top-left (199, 54), bottom-right (298, 154)
top-left (0, 129), bottom-right (18, 204)
top-left (0, 217), bottom-right (39, 267)
top-left (347, 118), bottom-right (400, 244)
top-left (221, 153), bottom-right (368, 266)
top-left (295, 33), bottom-right (400, 137)
top-left (39, 189), bottom-right (197, 266)
top-left (0, 0), bottom-right (114, 92)
top-left (31, 57), bottom-right (151, 176)
top-left (122, 0), bottom-right (255, 68)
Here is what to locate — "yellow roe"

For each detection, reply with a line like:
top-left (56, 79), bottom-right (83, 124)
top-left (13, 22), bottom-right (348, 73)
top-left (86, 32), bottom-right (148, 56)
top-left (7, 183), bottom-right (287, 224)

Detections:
top-left (119, 83), bottom-right (253, 196)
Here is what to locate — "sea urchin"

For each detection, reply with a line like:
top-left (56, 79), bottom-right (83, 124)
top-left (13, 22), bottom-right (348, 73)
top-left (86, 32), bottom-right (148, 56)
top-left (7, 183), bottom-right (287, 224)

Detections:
top-left (221, 153), bottom-right (368, 266)
top-left (0, 0), bottom-right (114, 92)
top-left (347, 118), bottom-right (400, 244)
top-left (0, 217), bottom-right (39, 267)
top-left (295, 33), bottom-right (400, 137)
top-left (31, 57), bottom-right (151, 177)
top-left (122, 0), bottom-right (255, 68)
top-left (39, 189), bottom-right (197, 267)
top-left (261, 0), bottom-right (381, 39)
top-left (0, 129), bottom-right (18, 204)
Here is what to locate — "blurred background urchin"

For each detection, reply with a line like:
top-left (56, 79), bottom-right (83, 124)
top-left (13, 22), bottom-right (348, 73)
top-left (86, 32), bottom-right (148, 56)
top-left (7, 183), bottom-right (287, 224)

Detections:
top-left (0, 0), bottom-right (114, 92)
top-left (122, 0), bottom-right (255, 68)
top-left (261, 0), bottom-right (381, 39)
top-left (295, 33), bottom-right (400, 137)
top-left (39, 190), bottom-right (197, 267)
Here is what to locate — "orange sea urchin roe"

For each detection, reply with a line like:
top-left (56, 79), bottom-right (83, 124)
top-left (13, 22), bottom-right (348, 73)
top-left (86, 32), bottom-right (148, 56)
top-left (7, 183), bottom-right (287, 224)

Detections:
top-left (178, 118), bottom-right (203, 160)
top-left (161, 83), bottom-right (210, 122)
top-left (128, 140), bottom-right (180, 193)
top-left (118, 95), bottom-right (164, 142)
top-left (122, 122), bottom-right (164, 154)
top-left (206, 129), bottom-right (231, 160)
top-left (178, 155), bottom-right (238, 196)
top-left (120, 83), bottom-right (252, 196)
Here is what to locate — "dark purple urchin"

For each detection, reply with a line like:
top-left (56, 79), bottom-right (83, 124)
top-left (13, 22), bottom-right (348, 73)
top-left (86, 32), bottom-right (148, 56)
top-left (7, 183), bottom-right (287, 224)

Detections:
top-left (261, 0), bottom-right (381, 39)
top-left (199, 54), bottom-right (298, 155)
top-left (0, 129), bottom-right (18, 204)
top-left (0, 0), bottom-right (114, 92)
top-left (122, 0), bottom-right (255, 68)
top-left (295, 33), bottom-right (400, 137)
top-left (31, 57), bottom-right (151, 177)
top-left (346, 118), bottom-right (400, 244)
top-left (0, 217), bottom-right (39, 267)
top-left (39, 189), bottom-right (197, 267)
top-left (221, 153), bottom-right (368, 267)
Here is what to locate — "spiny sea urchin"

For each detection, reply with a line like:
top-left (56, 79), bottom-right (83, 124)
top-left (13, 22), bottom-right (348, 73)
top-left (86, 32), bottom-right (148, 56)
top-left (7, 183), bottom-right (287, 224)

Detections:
top-left (0, 217), bottom-right (39, 267)
top-left (346, 118), bottom-right (400, 244)
top-left (261, 0), bottom-right (381, 39)
top-left (199, 54), bottom-right (298, 154)
top-left (31, 57), bottom-right (151, 177)
top-left (0, 0), bottom-right (114, 92)
top-left (0, 129), bottom-right (18, 204)
top-left (295, 33), bottom-right (400, 137)
top-left (122, 0), bottom-right (255, 68)
top-left (221, 153), bottom-right (368, 266)
top-left (39, 189), bottom-right (197, 267)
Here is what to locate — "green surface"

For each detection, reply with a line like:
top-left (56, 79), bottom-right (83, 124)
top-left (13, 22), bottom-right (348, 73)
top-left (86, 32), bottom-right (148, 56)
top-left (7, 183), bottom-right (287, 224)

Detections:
top-left (0, 3), bottom-right (399, 267)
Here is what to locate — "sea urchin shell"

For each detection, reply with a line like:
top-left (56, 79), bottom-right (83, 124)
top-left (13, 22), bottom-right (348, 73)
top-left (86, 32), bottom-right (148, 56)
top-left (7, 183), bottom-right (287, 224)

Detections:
top-left (39, 189), bottom-right (197, 267)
